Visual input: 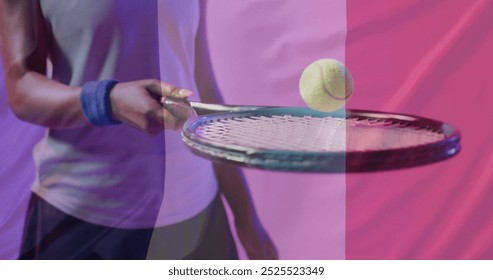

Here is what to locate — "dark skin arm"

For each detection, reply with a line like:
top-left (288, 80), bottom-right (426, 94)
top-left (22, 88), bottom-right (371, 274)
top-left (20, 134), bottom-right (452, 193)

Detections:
top-left (0, 0), bottom-right (83, 127)
top-left (194, 0), bottom-right (278, 259)
top-left (0, 0), bottom-right (189, 132)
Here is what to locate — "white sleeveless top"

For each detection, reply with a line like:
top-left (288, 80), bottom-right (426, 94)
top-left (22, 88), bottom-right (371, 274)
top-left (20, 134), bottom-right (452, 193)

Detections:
top-left (33, 0), bottom-right (218, 228)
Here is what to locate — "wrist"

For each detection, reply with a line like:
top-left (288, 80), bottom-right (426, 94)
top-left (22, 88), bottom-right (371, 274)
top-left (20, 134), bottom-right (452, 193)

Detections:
top-left (80, 79), bottom-right (121, 126)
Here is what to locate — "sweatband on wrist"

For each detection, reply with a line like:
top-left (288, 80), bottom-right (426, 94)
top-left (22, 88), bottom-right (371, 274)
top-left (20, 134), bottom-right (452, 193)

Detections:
top-left (80, 80), bottom-right (121, 126)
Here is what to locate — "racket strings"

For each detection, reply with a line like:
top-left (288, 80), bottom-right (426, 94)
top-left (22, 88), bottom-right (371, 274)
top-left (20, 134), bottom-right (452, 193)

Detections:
top-left (196, 115), bottom-right (345, 152)
top-left (194, 115), bottom-right (445, 152)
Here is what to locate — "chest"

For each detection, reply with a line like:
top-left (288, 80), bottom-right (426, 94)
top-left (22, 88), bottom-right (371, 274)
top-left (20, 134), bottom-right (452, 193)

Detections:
top-left (40, 0), bottom-right (199, 41)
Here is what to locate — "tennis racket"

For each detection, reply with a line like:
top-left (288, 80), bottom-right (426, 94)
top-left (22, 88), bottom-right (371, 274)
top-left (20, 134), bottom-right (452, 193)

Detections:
top-left (161, 97), bottom-right (461, 173)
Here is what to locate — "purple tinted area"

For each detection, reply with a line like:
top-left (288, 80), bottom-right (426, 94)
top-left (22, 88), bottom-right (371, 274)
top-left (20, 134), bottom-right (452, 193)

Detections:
top-left (0, 63), bottom-right (44, 259)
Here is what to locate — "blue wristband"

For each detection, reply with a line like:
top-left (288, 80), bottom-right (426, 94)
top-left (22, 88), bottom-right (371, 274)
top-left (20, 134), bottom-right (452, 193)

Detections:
top-left (80, 80), bottom-right (121, 126)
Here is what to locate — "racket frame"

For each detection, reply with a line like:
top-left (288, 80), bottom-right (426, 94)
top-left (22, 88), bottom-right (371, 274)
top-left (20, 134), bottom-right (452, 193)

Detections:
top-left (180, 106), bottom-right (461, 173)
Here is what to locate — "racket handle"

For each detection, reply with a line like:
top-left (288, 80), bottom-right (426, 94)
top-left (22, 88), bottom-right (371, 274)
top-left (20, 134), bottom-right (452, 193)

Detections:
top-left (160, 97), bottom-right (195, 120)
top-left (190, 102), bottom-right (266, 115)
top-left (162, 97), bottom-right (269, 117)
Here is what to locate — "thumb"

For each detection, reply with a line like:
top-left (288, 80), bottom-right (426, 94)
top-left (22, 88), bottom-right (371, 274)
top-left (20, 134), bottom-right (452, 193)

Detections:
top-left (145, 79), bottom-right (194, 99)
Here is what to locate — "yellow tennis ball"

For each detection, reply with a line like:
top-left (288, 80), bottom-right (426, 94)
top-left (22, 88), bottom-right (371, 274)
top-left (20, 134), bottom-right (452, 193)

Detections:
top-left (299, 58), bottom-right (354, 112)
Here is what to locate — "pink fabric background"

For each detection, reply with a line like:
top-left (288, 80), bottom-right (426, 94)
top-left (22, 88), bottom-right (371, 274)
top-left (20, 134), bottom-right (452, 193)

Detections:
top-left (345, 0), bottom-right (493, 259)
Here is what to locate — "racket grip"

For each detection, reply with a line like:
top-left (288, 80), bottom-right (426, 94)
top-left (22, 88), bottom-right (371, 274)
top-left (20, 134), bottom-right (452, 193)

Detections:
top-left (160, 97), bottom-right (195, 120)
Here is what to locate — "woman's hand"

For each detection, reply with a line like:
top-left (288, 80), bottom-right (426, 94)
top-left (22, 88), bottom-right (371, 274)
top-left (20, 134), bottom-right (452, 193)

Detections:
top-left (109, 79), bottom-right (193, 133)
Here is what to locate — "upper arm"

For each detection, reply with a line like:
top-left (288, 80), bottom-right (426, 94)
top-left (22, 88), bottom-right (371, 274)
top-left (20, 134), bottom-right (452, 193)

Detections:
top-left (0, 0), bottom-right (48, 83)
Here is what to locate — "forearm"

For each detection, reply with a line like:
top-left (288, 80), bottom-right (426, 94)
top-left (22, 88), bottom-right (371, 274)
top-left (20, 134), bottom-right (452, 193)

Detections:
top-left (6, 70), bottom-right (87, 128)
top-left (1, 0), bottom-right (87, 128)
top-left (214, 162), bottom-right (259, 223)
top-left (215, 162), bottom-right (279, 260)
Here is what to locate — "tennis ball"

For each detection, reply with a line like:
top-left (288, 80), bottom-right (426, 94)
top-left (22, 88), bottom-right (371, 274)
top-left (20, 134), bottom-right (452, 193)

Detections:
top-left (299, 58), bottom-right (354, 112)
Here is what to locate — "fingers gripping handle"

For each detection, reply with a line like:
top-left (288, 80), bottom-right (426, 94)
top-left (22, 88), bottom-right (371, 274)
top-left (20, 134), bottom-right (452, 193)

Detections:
top-left (161, 97), bottom-right (196, 120)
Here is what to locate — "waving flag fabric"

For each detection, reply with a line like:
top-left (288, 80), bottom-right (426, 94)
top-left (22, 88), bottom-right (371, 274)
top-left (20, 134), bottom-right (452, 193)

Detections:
top-left (1, 0), bottom-right (493, 259)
